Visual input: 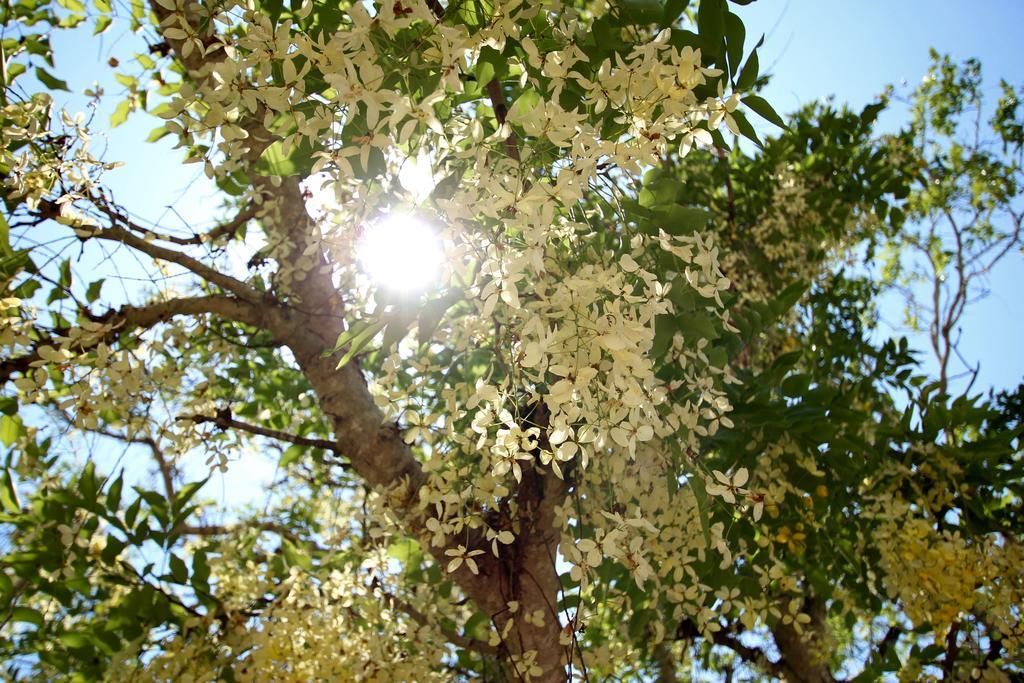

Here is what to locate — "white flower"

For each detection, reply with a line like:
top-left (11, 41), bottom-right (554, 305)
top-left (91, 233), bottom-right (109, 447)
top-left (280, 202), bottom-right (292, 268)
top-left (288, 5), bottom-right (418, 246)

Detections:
top-left (445, 545), bottom-right (485, 575)
top-left (706, 467), bottom-right (750, 504)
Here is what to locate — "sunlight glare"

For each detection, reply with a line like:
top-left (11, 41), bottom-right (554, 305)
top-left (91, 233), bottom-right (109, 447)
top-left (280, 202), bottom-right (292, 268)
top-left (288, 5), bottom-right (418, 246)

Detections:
top-left (358, 214), bottom-right (444, 292)
top-left (398, 152), bottom-right (437, 202)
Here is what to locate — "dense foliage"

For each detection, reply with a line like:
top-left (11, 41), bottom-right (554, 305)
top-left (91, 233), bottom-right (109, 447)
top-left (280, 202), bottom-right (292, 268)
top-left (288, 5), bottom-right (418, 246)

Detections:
top-left (1, 0), bottom-right (1021, 680)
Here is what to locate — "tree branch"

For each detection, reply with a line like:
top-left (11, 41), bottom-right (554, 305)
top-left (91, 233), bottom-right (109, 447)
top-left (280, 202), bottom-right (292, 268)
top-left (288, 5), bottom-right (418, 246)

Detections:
top-left (86, 223), bottom-right (261, 302)
top-left (422, 0), bottom-right (520, 162)
top-left (675, 619), bottom-right (784, 678)
top-left (87, 423), bottom-right (176, 502)
top-left (34, 197), bottom-right (262, 302)
top-left (942, 621), bottom-right (961, 679)
top-left (94, 199), bottom-right (257, 247)
top-left (148, 0), bottom-right (228, 76)
top-left (176, 521), bottom-right (306, 544)
top-left (2, 295), bottom-right (268, 386)
top-left (486, 79), bottom-right (521, 162)
top-left (180, 410), bottom-right (346, 458)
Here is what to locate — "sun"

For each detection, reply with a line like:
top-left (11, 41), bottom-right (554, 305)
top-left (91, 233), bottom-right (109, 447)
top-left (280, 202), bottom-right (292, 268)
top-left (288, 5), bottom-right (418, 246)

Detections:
top-left (358, 213), bottom-right (444, 292)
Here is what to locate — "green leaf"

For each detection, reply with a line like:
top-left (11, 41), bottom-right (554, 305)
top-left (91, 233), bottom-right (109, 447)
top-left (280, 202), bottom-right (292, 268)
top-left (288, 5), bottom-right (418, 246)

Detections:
top-left (191, 549), bottom-right (211, 592)
top-left (93, 15), bottom-right (112, 35)
top-left (262, 0), bottom-right (284, 24)
top-left (4, 62), bottom-right (27, 86)
top-left (706, 346), bottom-right (728, 368)
top-left (456, 0), bottom-right (494, 30)
top-left (379, 303), bottom-right (418, 355)
top-left (59, 13), bottom-right (87, 28)
top-left (86, 279), bottom-right (105, 303)
top-left (781, 374), bottom-right (812, 397)
top-left (729, 108), bottom-right (763, 148)
top-left (253, 137), bottom-right (319, 177)
top-left (620, 0), bottom-right (663, 24)
top-left (741, 94), bottom-right (786, 129)
top-left (168, 554), bottom-right (188, 583)
top-left (664, 206), bottom-right (710, 235)
top-left (174, 478), bottom-right (207, 510)
top-left (418, 293), bottom-right (460, 346)
top-left (0, 249), bottom-right (33, 281)
top-left (723, 11), bottom-right (745, 79)
top-left (146, 125), bottom-right (171, 143)
top-left (58, 258), bottom-right (71, 286)
top-left (774, 280), bottom-right (808, 312)
top-left (333, 320), bottom-right (375, 354)
top-left (114, 72), bottom-right (137, 89)
top-left (106, 471), bottom-right (124, 512)
top-left (387, 537), bottom-right (423, 579)
top-left (687, 473), bottom-right (713, 548)
top-left (124, 495), bottom-right (143, 529)
top-left (216, 170), bottom-right (250, 197)
top-left (464, 611), bottom-right (490, 639)
top-left (279, 444), bottom-right (304, 468)
top-left (591, 17), bottom-right (624, 51)
top-left (677, 312), bottom-right (717, 340)
top-left (334, 319), bottom-right (385, 368)
top-left (860, 99), bottom-right (887, 125)
top-left (110, 99), bottom-right (132, 127)
top-left (771, 350), bottom-right (802, 373)
top-left (651, 315), bottom-right (675, 359)
top-left (79, 461), bottom-right (98, 501)
top-left (35, 67), bottom-right (70, 91)
top-left (93, 629), bottom-right (122, 655)
top-left (0, 213), bottom-right (11, 256)
top-left (476, 46), bottom-right (506, 83)
top-left (1, 467), bottom-right (20, 513)
top-left (0, 572), bottom-right (13, 596)
top-left (696, 0), bottom-right (726, 58)
top-left (14, 278), bottom-right (41, 299)
top-left (12, 606), bottom-right (43, 628)
top-left (59, 631), bottom-right (91, 649)
top-left (735, 43), bottom-right (760, 90)
top-left (662, 0), bottom-right (689, 26)
top-left (0, 415), bottom-right (21, 447)
top-left (24, 35), bottom-right (54, 65)
top-left (474, 57), bottom-right (495, 90)
top-left (282, 540), bottom-right (312, 570)
top-left (387, 538), bottom-right (420, 563)
top-left (508, 87), bottom-right (542, 122)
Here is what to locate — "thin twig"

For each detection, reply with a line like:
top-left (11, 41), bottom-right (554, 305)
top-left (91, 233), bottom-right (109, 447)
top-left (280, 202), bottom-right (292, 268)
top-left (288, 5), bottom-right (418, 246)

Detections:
top-left (180, 411), bottom-right (344, 457)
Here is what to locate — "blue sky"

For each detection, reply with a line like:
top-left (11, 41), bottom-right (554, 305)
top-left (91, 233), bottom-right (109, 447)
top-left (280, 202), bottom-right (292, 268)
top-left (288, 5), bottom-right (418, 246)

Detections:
top-left (742, 1), bottom-right (1024, 128)
top-left (739, 1), bottom-right (1024, 396)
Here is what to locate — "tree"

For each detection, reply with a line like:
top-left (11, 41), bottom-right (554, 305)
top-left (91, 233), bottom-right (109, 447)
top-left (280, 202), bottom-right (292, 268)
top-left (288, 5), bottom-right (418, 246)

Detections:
top-left (0, 0), bottom-right (1021, 680)
top-left (876, 50), bottom-right (1024, 396)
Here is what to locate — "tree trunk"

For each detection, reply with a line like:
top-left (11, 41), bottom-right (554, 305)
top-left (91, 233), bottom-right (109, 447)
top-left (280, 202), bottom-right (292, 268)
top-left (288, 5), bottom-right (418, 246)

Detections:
top-left (249, 170), bottom-right (570, 679)
top-left (772, 597), bottom-right (835, 683)
top-left (463, 462), bottom-right (568, 680)
top-left (654, 641), bottom-right (680, 683)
